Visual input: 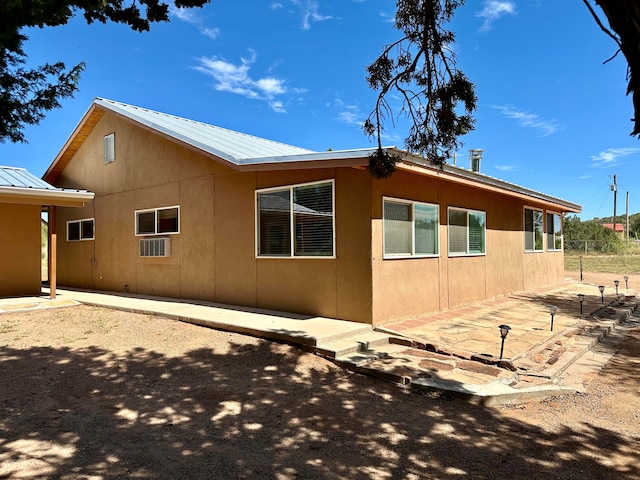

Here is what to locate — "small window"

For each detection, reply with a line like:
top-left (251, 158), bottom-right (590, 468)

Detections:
top-left (524, 207), bottom-right (544, 252)
top-left (67, 218), bottom-right (94, 241)
top-left (104, 133), bottom-right (115, 164)
top-left (135, 206), bottom-right (179, 236)
top-left (140, 237), bottom-right (170, 257)
top-left (383, 198), bottom-right (439, 257)
top-left (547, 212), bottom-right (563, 251)
top-left (257, 180), bottom-right (334, 258)
top-left (448, 208), bottom-right (486, 256)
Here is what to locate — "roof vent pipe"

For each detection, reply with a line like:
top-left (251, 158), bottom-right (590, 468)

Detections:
top-left (469, 149), bottom-right (483, 172)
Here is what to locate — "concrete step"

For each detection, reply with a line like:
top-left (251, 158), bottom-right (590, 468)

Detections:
top-left (315, 331), bottom-right (391, 359)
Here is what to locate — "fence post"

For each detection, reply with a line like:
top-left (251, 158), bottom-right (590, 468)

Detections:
top-left (579, 255), bottom-right (583, 282)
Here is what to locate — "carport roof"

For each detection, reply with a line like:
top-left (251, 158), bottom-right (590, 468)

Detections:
top-left (0, 166), bottom-right (94, 207)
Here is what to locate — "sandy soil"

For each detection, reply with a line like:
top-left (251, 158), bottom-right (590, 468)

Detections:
top-left (1, 276), bottom-right (639, 479)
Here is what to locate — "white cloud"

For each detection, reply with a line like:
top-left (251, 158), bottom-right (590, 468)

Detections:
top-left (194, 51), bottom-right (290, 112)
top-left (495, 165), bottom-right (517, 171)
top-left (170, 6), bottom-right (220, 40)
top-left (271, 2), bottom-right (283, 9)
top-left (590, 148), bottom-right (640, 168)
top-left (492, 104), bottom-right (563, 136)
top-left (291, 0), bottom-right (332, 30)
top-left (476, 1), bottom-right (516, 32)
top-left (337, 105), bottom-right (363, 127)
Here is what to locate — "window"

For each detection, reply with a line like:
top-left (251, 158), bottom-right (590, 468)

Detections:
top-left (383, 198), bottom-right (439, 257)
top-left (257, 180), bottom-right (334, 257)
top-left (524, 207), bottom-right (544, 252)
top-left (104, 133), bottom-right (115, 164)
top-left (448, 208), bottom-right (486, 256)
top-left (547, 212), bottom-right (563, 251)
top-left (135, 206), bottom-right (179, 236)
top-left (67, 218), bottom-right (94, 241)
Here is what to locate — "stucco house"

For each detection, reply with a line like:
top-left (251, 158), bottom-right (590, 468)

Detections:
top-left (43, 98), bottom-right (581, 325)
top-left (0, 166), bottom-right (93, 298)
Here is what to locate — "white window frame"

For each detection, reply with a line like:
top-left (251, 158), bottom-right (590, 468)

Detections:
top-left (524, 207), bottom-right (544, 252)
top-left (383, 197), bottom-right (439, 259)
top-left (447, 207), bottom-right (486, 257)
top-left (255, 179), bottom-right (335, 259)
top-left (546, 211), bottom-right (563, 251)
top-left (66, 218), bottom-right (95, 241)
top-left (135, 206), bottom-right (180, 236)
top-left (104, 133), bottom-right (115, 164)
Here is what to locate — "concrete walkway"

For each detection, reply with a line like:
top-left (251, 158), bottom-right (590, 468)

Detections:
top-left (1, 281), bottom-right (637, 405)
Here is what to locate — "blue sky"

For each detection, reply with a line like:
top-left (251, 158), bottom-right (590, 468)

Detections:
top-left (2, 0), bottom-right (638, 220)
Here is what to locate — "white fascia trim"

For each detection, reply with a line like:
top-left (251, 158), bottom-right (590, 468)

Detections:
top-left (0, 186), bottom-right (95, 202)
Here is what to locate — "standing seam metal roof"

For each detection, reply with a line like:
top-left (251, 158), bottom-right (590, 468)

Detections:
top-left (95, 98), bottom-right (315, 163)
top-left (0, 166), bottom-right (59, 190)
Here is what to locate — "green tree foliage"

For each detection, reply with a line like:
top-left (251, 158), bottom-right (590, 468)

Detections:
top-left (366, 1), bottom-right (640, 177)
top-left (563, 215), bottom-right (624, 254)
top-left (0, 0), bottom-right (210, 143)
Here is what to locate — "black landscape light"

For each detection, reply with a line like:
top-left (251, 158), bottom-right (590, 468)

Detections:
top-left (598, 285), bottom-right (605, 303)
top-left (578, 294), bottom-right (585, 315)
top-left (624, 275), bottom-right (629, 289)
top-left (614, 280), bottom-right (620, 296)
top-left (547, 305), bottom-right (558, 331)
top-left (498, 324), bottom-right (511, 359)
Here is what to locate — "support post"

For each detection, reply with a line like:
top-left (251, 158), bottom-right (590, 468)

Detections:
top-left (49, 206), bottom-right (57, 300)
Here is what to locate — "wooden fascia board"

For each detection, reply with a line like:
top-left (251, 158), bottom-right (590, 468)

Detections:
top-left (43, 106), bottom-right (104, 184)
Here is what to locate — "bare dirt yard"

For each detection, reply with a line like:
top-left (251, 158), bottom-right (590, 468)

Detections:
top-left (1, 274), bottom-right (639, 479)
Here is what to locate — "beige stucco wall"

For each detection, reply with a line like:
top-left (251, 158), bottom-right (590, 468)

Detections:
top-left (0, 203), bottom-right (42, 296)
top-left (53, 109), bottom-right (568, 325)
top-left (54, 111), bottom-right (374, 323)
top-left (370, 169), bottom-right (567, 325)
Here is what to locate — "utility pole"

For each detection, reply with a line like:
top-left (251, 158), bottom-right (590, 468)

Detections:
top-left (611, 174), bottom-right (617, 235)
top-left (626, 191), bottom-right (630, 241)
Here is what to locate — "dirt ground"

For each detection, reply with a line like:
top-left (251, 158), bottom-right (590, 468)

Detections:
top-left (1, 273), bottom-right (639, 479)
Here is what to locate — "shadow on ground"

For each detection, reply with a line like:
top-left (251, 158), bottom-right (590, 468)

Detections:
top-left (1, 336), bottom-right (638, 479)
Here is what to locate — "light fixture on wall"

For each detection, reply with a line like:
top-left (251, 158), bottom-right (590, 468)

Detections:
top-left (614, 280), bottom-right (620, 296)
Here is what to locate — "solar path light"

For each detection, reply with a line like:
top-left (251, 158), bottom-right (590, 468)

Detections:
top-left (547, 305), bottom-right (558, 331)
top-left (624, 275), bottom-right (629, 289)
top-left (614, 280), bottom-right (620, 296)
top-left (578, 294), bottom-right (585, 315)
top-left (498, 324), bottom-right (511, 360)
top-left (599, 285), bottom-right (605, 304)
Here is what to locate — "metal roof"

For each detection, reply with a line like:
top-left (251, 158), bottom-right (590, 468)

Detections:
top-left (44, 98), bottom-right (580, 213)
top-left (0, 165), bottom-right (57, 189)
top-left (94, 98), bottom-right (314, 163)
top-left (0, 165), bottom-right (94, 206)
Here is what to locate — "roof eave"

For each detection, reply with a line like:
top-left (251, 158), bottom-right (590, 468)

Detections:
top-left (0, 186), bottom-right (95, 207)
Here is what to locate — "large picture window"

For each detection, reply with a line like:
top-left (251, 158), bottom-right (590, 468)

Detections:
top-left (67, 218), bottom-right (94, 241)
top-left (257, 180), bottom-right (334, 257)
top-left (383, 198), bottom-right (439, 257)
top-left (546, 212), bottom-right (563, 251)
top-left (135, 206), bottom-right (179, 236)
top-left (448, 208), bottom-right (486, 256)
top-left (524, 207), bottom-right (544, 252)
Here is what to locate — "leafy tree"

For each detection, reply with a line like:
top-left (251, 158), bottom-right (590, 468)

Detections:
top-left (0, 0), bottom-right (210, 143)
top-left (366, 1), bottom-right (640, 177)
top-left (563, 215), bottom-right (623, 254)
